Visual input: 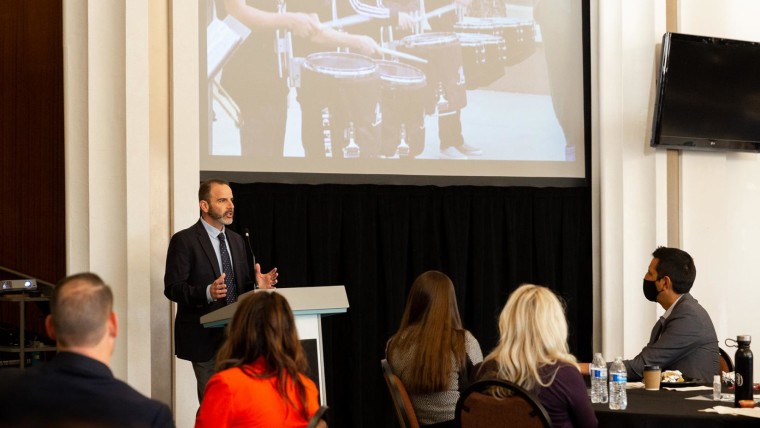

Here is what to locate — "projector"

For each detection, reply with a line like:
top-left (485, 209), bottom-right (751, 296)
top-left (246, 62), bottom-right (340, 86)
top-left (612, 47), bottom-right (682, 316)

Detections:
top-left (0, 279), bottom-right (37, 293)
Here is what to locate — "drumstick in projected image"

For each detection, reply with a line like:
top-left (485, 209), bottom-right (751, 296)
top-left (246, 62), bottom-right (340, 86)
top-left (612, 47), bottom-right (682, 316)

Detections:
top-left (378, 47), bottom-right (428, 64)
top-left (417, 4), bottom-right (458, 21)
top-left (322, 14), bottom-right (373, 29)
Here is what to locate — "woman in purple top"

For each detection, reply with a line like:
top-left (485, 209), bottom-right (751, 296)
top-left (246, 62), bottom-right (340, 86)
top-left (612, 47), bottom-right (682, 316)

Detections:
top-left (473, 284), bottom-right (597, 428)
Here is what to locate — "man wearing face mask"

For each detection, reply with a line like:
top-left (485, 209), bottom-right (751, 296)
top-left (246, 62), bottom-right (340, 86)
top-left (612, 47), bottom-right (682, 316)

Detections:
top-left (581, 246), bottom-right (719, 382)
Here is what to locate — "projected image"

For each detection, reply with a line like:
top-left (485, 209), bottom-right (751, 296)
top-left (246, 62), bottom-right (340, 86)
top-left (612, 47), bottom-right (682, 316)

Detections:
top-left (203, 0), bottom-right (584, 176)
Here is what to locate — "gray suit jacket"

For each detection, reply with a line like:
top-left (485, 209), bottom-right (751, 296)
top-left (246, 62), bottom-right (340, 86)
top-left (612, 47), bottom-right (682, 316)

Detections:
top-left (624, 293), bottom-right (719, 382)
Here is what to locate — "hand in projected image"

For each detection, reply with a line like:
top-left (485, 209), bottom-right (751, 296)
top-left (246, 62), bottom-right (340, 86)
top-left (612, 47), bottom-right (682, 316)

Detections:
top-left (350, 35), bottom-right (383, 57)
top-left (397, 12), bottom-right (415, 31)
top-left (287, 12), bottom-right (321, 38)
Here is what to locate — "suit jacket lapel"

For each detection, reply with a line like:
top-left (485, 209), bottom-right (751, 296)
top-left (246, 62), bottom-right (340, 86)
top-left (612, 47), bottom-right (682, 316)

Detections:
top-left (195, 221), bottom-right (221, 279)
top-left (649, 294), bottom-right (690, 344)
top-left (649, 317), bottom-right (665, 344)
top-left (229, 233), bottom-right (250, 293)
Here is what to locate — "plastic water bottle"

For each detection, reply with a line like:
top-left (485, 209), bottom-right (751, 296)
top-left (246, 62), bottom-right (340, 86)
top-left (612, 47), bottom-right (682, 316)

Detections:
top-left (590, 352), bottom-right (608, 403)
top-left (713, 375), bottom-right (722, 401)
top-left (609, 357), bottom-right (627, 410)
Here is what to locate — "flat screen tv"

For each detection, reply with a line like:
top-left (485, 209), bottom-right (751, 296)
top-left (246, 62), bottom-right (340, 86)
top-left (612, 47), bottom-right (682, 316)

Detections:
top-left (651, 32), bottom-right (760, 153)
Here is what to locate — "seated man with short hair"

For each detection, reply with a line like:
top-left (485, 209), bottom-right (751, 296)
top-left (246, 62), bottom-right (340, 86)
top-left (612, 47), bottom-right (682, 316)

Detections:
top-left (582, 247), bottom-right (719, 383)
top-left (0, 272), bottom-right (175, 428)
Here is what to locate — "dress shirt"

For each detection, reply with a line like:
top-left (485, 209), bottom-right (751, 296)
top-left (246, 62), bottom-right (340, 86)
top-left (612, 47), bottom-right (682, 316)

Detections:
top-left (201, 217), bottom-right (235, 302)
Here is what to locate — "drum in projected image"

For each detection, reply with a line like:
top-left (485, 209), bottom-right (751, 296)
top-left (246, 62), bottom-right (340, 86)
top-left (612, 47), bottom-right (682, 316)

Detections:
top-left (455, 17), bottom-right (537, 66)
top-left (375, 60), bottom-right (427, 158)
top-left (398, 32), bottom-right (467, 116)
top-left (456, 32), bottom-right (507, 89)
top-left (298, 52), bottom-right (381, 158)
top-left (485, 17), bottom-right (537, 65)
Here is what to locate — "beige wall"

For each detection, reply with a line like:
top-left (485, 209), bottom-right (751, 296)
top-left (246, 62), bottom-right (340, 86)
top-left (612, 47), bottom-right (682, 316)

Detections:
top-left (597, 0), bottom-right (760, 374)
top-left (676, 0), bottom-right (760, 374)
top-left (170, 2), bottom-right (203, 426)
top-left (62, 0), bottom-right (176, 411)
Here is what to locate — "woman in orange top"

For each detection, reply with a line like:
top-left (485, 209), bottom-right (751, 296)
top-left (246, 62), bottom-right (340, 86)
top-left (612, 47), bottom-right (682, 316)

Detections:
top-left (195, 291), bottom-right (320, 428)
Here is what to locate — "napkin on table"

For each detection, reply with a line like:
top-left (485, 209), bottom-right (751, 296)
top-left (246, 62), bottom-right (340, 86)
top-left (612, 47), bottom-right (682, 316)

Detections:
top-left (700, 406), bottom-right (760, 418)
top-left (662, 386), bottom-right (713, 392)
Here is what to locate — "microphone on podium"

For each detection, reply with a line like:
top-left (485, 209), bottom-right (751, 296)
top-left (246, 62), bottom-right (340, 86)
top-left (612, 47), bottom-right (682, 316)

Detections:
top-left (243, 228), bottom-right (258, 287)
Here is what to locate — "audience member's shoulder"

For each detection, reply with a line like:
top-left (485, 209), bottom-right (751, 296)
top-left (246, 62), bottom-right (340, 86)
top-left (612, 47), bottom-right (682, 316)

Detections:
top-left (675, 293), bottom-right (711, 316)
top-left (471, 358), bottom-right (499, 381)
top-left (148, 400), bottom-right (175, 428)
top-left (552, 361), bottom-right (585, 382)
top-left (0, 367), bottom-right (24, 383)
top-left (110, 378), bottom-right (175, 427)
top-left (0, 368), bottom-right (25, 397)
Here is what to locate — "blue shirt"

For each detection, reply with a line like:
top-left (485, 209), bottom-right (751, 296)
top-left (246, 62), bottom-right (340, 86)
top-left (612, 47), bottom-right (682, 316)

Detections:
top-left (200, 217), bottom-right (234, 302)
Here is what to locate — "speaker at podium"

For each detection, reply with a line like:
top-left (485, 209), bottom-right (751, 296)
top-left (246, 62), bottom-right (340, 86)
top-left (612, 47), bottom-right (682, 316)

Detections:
top-left (200, 285), bottom-right (349, 405)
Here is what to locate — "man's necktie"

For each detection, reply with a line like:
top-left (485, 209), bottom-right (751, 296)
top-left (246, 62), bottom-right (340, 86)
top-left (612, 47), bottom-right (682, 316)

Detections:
top-left (218, 233), bottom-right (237, 304)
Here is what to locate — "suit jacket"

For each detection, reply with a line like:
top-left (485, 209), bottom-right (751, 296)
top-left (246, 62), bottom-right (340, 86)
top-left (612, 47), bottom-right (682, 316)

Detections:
top-left (0, 352), bottom-right (174, 428)
top-left (164, 220), bottom-right (254, 362)
top-left (624, 293), bottom-right (719, 382)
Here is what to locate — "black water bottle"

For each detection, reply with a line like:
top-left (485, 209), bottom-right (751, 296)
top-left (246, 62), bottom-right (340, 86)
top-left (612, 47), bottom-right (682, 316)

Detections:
top-left (734, 335), bottom-right (753, 407)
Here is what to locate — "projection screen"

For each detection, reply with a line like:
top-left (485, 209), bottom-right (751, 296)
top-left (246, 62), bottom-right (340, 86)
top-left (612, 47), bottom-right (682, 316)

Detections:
top-left (200, 0), bottom-right (588, 185)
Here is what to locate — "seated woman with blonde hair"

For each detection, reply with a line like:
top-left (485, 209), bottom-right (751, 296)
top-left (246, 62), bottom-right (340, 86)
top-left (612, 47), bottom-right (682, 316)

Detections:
top-left (195, 292), bottom-right (321, 428)
top-left (386, 271), bottom-right (483, 428)
top-left (473, 284), bottom-right (597, 428)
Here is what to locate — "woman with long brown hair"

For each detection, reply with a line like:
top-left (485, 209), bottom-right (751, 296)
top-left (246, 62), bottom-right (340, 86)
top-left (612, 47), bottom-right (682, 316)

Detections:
top-left (195, 291), bottom-right (320, 428)
top-left (386, 271), bottom-right (483, 428)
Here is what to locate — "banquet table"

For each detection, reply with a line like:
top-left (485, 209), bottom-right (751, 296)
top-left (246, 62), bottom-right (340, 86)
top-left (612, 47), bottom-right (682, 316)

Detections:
top-left (592, 386), bottom-right (759, 428)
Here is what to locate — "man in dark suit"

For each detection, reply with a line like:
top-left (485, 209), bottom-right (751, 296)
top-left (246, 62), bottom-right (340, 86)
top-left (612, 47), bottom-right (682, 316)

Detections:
top-left (164, 179), bottom-right (277, 401)
top-left (582, 247), bottom-right (719, 383)
top-left (0, 272), bottom-right (175, 428)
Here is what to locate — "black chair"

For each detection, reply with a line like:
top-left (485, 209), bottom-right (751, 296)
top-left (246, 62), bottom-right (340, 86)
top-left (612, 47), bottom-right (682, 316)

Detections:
top-left (306, 405), bottom-right (329, 428)
top-left (381, 359), bottom-right (420, 428)
top-left (455, 378), bottom-right (552, 428)
top-left (719, 347), bottom-right (734, 374)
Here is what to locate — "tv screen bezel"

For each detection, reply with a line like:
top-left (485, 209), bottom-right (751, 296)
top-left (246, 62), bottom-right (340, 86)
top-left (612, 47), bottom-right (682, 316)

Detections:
top-left (650, 32), bottom-right (760, 153)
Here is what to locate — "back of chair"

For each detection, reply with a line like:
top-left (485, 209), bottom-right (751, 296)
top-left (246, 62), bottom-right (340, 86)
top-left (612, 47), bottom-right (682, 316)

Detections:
top-left (381, 359), bottom-right (420, 428)
top-left (719, 347), bottom-right (734, 374)
top-left (455, 378), bottom-right (552, 428)
top-left (306, 405), bottom-right (329, 428)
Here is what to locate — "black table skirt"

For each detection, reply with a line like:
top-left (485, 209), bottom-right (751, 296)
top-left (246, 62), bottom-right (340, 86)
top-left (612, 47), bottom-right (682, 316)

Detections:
top-left (592, 387), bottom-right (758, 428)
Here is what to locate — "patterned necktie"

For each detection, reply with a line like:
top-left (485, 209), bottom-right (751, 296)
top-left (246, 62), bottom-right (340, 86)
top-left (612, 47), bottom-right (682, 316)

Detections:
top-left (218, 232), bottom-right (237, 304)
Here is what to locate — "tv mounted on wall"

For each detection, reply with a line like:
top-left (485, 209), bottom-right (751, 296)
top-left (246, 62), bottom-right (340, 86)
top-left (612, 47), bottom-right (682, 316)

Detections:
top-left (651, 32), bottom-right (760, 153)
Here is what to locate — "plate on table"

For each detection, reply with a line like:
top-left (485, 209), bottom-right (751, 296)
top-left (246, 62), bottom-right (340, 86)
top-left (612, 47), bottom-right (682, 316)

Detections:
top-left (661, 379), bottom-right (699, 387)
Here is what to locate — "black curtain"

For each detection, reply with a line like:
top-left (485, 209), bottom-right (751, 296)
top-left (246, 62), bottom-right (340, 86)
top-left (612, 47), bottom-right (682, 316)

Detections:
top-left (229, 182), bottom-right (592, 428)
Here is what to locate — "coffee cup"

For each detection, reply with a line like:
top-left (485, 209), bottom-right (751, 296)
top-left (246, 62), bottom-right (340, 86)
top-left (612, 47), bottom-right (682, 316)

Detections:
top-left (643, 365), bottom-right (661, 390)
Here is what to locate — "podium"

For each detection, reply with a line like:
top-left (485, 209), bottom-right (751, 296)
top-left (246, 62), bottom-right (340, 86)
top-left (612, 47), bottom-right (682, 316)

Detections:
top-left (200, 286), bottom-right (349, 404)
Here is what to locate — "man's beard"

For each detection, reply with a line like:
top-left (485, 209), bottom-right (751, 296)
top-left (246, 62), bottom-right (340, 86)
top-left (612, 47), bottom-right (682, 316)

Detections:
top-left (209, 208), bottom-right (233, 225)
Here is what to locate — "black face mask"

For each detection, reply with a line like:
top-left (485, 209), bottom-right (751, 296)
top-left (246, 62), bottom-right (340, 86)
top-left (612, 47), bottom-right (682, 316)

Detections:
top-left (642, 278), bottom-right (661, 302)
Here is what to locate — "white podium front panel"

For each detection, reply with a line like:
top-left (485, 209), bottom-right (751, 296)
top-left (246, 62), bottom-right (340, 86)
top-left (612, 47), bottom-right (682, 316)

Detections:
top-left (199, 286), bottom-right (348, 405)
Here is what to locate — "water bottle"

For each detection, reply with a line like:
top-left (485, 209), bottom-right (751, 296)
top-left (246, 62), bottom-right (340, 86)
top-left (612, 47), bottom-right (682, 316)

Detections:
top-left (590, 352), bottom-right (608, 403)
top-left (609, 357), bottom-right (627, 410)
top-left (713, 375), bottom-right (722, 401)
top-left (734, 335), bottom-right (753, 407)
